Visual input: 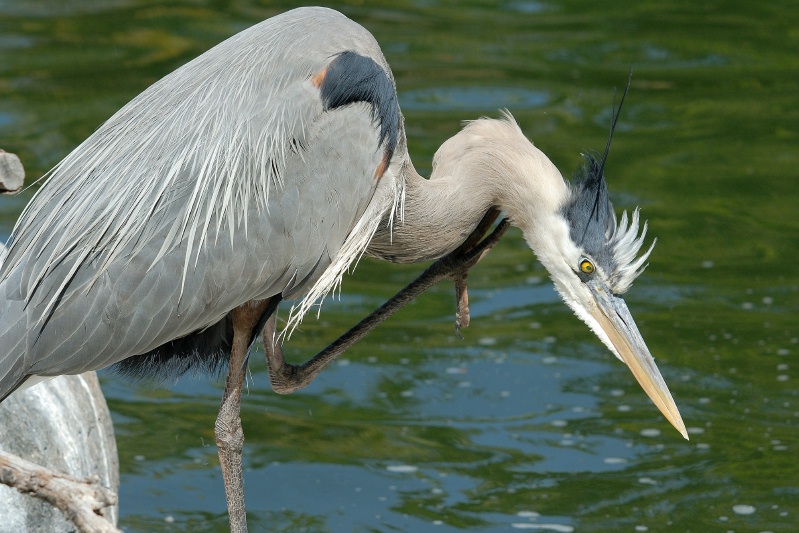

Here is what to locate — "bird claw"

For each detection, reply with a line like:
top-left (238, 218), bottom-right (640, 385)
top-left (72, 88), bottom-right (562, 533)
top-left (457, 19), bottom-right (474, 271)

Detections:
top-left (440, 208), bottom-right (510, 337)
top-left (454, 273), bottom-right (469, 338)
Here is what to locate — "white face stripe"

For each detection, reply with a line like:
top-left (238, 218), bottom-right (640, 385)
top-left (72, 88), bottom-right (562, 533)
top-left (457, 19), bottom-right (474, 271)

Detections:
top-left (560, 206), bottom-right (655, 296)
top-left (522, 211), bottom-right (623, 362)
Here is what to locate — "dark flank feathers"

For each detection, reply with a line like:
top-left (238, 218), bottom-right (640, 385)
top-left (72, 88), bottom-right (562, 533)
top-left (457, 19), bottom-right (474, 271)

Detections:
top-left (320, 51), bottom-right (400, 165)
top-left (111, 315), bottom-right (234, 380)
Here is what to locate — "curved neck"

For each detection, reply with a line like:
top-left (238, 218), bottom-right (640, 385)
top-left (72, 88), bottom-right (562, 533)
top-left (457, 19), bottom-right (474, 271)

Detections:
top-left (368, 117), bottom-right (570, 263)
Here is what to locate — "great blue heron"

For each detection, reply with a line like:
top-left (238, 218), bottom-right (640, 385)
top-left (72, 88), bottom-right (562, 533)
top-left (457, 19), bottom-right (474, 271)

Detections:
top-left (0, 6), bottom-right (686, 531)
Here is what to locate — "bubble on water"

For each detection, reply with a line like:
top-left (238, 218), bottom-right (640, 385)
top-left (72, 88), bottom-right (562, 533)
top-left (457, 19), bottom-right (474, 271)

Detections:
top-left (742, 302), bottom-right (754, 310)
top-left (542, 356), bottom-right (558, 364)
top-left (433, 520), bottom-right (444, 526)
top-left (337, 358), bottom-right (350, 366)
top-left (386, 464), bottom-right (418, 474)
top-left (511, 524), bottom-right (574, 532)
top-left (635, 526), bottom-right (649, 532)
top-left (603, 457), bottom-right (627, 465)
top-left (696, 443), bottom-right (711, 450)
top-left (400, 389), bottom-right (414, 397)
top-left (762, 296), bottom-right (773, 305)
top-left (479, 337), bottom-right (497, 346)
top-left (732, 504), bottom-right (756, 515)
top-left (699, 397), bottom-right (711, 405)
top-left (701, 260), bottom-right (714, 268)
top-left (777, 348), bottom-right (790, 356)
top-left (446, 367), bottom-right (466, 374)
top-left (551, 419), bottom-right (567, 428)
top-left (610, 389), bottom-right (624, 397)
top-left (617, 405), bottom-right (631, 412)
top-left (640, 428), bottom-right (661, 437)
top-left (777, 375), bottom-right (789, 382)
top-left (688, 426), bottom-right (705, 435)
top-left (517, 511), bottom-right (540, 518)
top-left (638, 477), bottom-right (657, 485)
top-left (164, 515), bottom-right (175, 523)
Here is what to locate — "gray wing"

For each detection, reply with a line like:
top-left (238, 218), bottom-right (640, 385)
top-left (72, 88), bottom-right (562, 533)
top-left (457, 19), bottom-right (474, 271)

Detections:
top-left (0, 7), bottom-right (403, 398)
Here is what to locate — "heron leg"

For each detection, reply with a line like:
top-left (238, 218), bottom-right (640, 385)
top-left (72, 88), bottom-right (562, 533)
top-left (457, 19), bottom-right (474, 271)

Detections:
top-left (262, 209), bottom-right (509, 395)
top-left (454, 271), bottom-right (470, 338)
top-left (262, 312), bottom-right (297, 393)
top-left (215, 299), bottom-right (274, 533)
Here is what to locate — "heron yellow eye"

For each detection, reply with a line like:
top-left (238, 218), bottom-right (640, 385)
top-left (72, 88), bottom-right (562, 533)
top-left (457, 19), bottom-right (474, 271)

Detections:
top-left (579, 259), bottom-right (595, 274)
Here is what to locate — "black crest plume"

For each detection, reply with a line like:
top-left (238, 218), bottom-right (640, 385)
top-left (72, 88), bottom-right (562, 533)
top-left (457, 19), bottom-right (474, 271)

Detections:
top-left (562, 69), bottom-right (634, 263)
top-left (581, 69), bottom-right (633, 244)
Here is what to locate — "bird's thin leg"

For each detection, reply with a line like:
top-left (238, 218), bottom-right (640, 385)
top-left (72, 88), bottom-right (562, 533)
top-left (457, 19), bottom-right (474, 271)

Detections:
top-left (454, 272), bottom-right (470, 339)
top-left (449, 208), bottom-right (505, 334)
top-left (215, 299), bottom-right (273, 533)
top-left (262, 312), bottom-right (290, 391)
top-left (263, 209), bottom-right (509, 395)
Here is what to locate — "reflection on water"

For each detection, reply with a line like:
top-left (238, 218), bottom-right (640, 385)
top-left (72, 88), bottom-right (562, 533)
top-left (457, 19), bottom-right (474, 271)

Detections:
top-left (1, 1), bottom-right (797, 532)
top-left (400, 87), bottom-right (549, 112)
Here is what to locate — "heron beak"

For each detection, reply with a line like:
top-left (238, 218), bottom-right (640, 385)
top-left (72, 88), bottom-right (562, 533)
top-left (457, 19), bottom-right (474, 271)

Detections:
top-left (587, 280), bottom-right (688, 440)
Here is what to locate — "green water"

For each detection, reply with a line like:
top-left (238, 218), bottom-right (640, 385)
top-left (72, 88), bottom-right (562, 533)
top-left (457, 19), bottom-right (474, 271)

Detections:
top-left (1, 1), bottom-right (797, 532)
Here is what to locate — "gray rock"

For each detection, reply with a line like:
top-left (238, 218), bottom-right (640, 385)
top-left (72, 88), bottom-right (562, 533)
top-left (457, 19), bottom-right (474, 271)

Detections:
top-left (0, 150), bottom-right (24, 194)
top-left (0, 373), bottom-right (119, 532)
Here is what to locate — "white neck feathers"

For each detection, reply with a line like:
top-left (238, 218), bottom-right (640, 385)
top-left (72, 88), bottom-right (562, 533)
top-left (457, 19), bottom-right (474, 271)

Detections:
top-left (369, 113), bottom-right (569, 264)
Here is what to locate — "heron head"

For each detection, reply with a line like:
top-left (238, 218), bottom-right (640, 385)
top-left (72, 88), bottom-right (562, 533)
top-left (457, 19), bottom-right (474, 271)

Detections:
top-left (528, 151), bottom-right (687, 439)
top-left (522, 75), bottom-right (687, 439)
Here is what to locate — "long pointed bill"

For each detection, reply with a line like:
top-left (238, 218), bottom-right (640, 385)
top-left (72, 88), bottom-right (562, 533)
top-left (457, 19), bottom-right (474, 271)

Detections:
top-left (587, 281), bottom-right (688, 440)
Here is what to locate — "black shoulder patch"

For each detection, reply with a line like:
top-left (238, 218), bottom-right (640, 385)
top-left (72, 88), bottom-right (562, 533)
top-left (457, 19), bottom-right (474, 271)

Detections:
top-left (319, 51), bottom-right (400, 166)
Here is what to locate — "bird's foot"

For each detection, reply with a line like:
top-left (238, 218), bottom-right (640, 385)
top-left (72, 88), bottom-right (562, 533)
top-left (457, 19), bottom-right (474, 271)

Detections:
top-left (424, 208), bottom-right (510, 336)
top-left (258, 209), bottom-right (509, 396)
top-left (454, 273), bottom-right (470, 338)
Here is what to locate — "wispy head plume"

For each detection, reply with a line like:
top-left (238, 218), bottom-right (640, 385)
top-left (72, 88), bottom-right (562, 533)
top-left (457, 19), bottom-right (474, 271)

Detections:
top-left (562, 69), bottom-right (655, 294)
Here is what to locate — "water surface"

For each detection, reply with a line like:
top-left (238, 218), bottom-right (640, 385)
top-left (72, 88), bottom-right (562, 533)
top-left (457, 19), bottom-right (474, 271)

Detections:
top-left (1, 1), bottom-right (797, 532)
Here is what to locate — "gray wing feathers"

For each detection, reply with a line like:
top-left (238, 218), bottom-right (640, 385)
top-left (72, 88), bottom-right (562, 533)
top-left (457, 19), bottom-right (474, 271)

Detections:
top-left (0, 7), bottom-right (399, 397)
top-left (2, 102), bottom-right (386, 382)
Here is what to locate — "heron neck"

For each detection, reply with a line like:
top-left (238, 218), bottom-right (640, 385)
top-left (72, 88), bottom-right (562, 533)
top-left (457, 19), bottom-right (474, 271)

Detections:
top-left (368, 123), bottom-right (569, 263)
